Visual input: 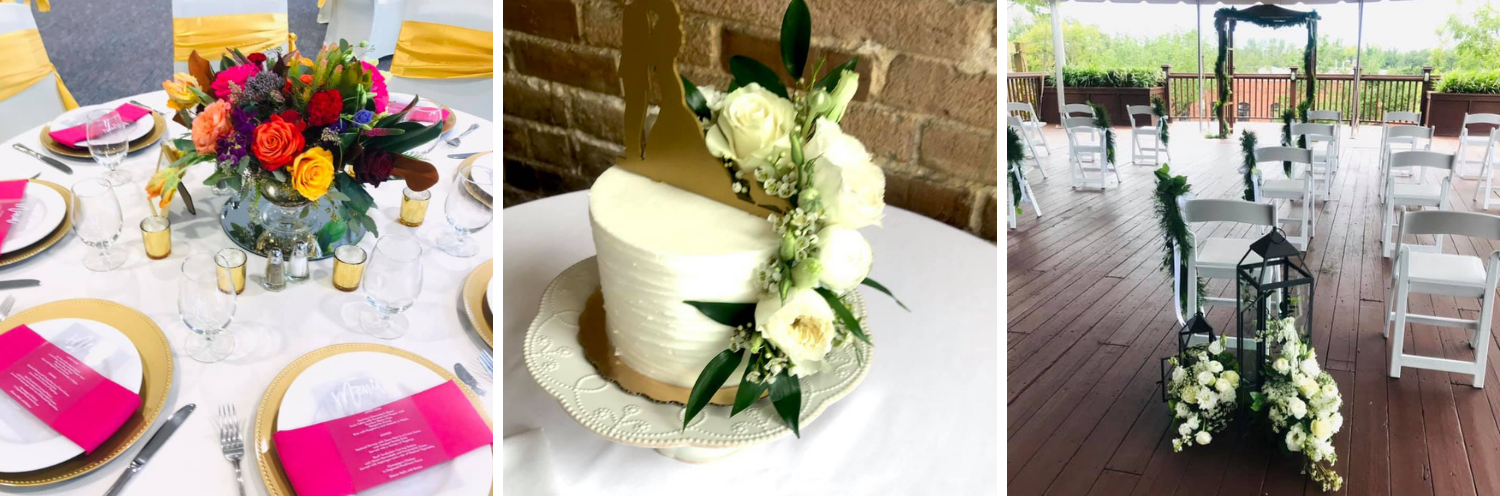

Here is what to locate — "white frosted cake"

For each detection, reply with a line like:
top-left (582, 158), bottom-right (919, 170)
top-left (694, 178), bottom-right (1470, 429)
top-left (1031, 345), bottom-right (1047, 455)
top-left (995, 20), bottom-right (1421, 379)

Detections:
top-left (589, 166), bottom-right (778, 388)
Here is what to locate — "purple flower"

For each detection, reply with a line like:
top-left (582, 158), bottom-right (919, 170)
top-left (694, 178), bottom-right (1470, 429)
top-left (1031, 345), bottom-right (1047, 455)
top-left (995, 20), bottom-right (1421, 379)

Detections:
top-left (353, 110), bottom-right (374, 125)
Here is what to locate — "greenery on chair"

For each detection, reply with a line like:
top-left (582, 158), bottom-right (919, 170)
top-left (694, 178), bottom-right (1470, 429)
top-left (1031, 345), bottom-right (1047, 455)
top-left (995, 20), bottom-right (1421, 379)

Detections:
top-left (1088, 101), bottom-right (1116, 167)
top-left (1044, 67), bottom-right (1164, 88)
top-left (1007, 127), bottom-right (1025, 216)
top-left (1240, 130), bottom-right (1259, 202)
top-left (1152, 96), bottom-right (1170, 147)
top-left (1280, 108), bottom-right (1296, 176)
top-left (1435, 69), bottom-right (1500, 94)
top-left (1153, 164), bottom-right (1201, 314)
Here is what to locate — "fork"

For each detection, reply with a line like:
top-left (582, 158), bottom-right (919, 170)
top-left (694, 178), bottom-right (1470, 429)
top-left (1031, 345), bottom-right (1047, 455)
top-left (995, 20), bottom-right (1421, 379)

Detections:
top-left (0, 295), bottom-right (16, 321)
top-left (443, 124), bottom-right (480, 149)
top-left (478, 349), bottom-right (492, 380)
top-left (217, 405), bottom-right (246, 496)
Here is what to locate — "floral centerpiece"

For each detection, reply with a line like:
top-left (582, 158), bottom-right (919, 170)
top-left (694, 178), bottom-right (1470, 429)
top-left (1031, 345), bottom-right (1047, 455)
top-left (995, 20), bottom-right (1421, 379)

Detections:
top-left (1251, 316), bottom-right (1344, 491)
top-left (1165, 337), bottom-right (1241, 451)
top-left (149, 40), bottom-right (440, 255)
top-left (674, 0), bottom-right (905, 437)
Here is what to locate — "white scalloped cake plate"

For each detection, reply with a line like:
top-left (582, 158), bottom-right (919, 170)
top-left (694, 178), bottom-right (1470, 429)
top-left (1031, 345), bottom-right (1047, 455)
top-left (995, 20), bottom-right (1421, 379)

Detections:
top-left (523, 257), bottom-right (873, 463)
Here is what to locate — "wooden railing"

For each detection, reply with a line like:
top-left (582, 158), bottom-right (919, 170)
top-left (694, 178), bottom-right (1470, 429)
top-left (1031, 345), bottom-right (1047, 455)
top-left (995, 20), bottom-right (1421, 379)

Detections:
top-left (1006, 72), bottom-right (1046, 115)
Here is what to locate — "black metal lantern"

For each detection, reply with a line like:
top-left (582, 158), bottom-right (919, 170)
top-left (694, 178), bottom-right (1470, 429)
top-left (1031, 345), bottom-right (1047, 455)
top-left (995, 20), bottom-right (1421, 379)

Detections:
top-left (1235, 228), bottom-right (1314, 386)
top-left (1159, 311), bottom-right (1218, 402)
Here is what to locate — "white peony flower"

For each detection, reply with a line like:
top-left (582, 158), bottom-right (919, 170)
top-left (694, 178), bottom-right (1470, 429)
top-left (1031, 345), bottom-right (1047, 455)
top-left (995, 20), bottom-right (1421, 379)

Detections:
top-left (1218, 389), bottom-right (1236, 406)
top-left (1222, 370), bottom-right (1240, 387)
top-left (1297, 376), bottom-right (1320, 398)
top-left (1208, 361), bottom-right (1224, 373)
top-left (1329, 412), bottom-right (1344, 432)
top-left (1286, 425), bottom-right (1307, 451)
top-left (1182, 386), bottom-right (1199, 404)
top-left (1195, 431), bottom-right (1213, 446)
top-left (1199, 389), bottom-right (1219, 411)
top-left (1185, 415), bottom-right (1200, 431)
top-left (1197, 370), bottom-right (1215, 386)
top-left (1171, 366), bottom-right (1186, 383)
top-left (1175, 403), bottom-right (1190, 418)
top-left (753, 289), bottom-right (837, 374)
top-left (814, 225), bottom-right (873, 293)
top-left (1179, 421), bottom-right (1193, 436)
top-left (803, 118), bottom-right (886, 228)
top-left (1300, 358), bottom-right (1320, 377)
top-left (1311, 417), bottom-right (1334, 440)
top-left (1273, 357), bottom-right (1292, 375)
top-left (703, 83), bottom-right (796, 166)
top-left (1321, 384), bottom-right (1338, 400)
top-left (1208, 339), bottom-right (1224, 355)
top-left (1215, 377), bottom-right (1234, 393)
top-left (1288, 397), bottom-right (1308, 419)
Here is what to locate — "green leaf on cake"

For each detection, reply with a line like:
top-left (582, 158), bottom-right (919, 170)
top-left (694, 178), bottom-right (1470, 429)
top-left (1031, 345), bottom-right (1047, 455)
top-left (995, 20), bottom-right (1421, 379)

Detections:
top-left (682, 349), bottom-right (745, 429)
top-left (769, 370), bottom-right (802, 437)
top-left (814, 57), bottom-right (858, 92)
top-left (815, 287), bottom-right (870, 345)
top-left (681, 76), bottom-right (713, 122)
top-left (780, 0), bottom-right (811, 80)
top-left (860, 277), bottom-right (909, 311)
top-left (684, 301), bottom-right (756, 327)
top-left (731, 352), bottom-right (768, 417)
top-left (729, 55), bottom-right (789, 99)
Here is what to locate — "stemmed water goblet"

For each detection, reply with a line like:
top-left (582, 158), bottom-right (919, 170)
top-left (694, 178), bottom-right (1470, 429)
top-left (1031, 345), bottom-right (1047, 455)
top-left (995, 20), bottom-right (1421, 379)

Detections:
top-left (359, 234), bottom-right (424, 339)
top-left (84, 109), bottom-right (131, 186)
top-left (70, 178), bottom-right (125, 272)
top-left (180, 253), bottom-right (237, 363)
top-left (435, 162), bottom-right (492, 257)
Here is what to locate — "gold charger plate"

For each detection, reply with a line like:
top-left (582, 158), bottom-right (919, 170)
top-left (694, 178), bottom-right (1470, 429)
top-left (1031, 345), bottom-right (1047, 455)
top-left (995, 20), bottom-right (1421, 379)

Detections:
top-left (462, 259), bottom-right (493, 348)
top-left (38, 112), bottom-right (168, 159)
top-left (254, 344), bottom-right (492, 496)
top-left (0, 180), bottom-right (72, 268)
top-left (0, 299), bottom-right (174, 487)
top-left (459, 152), bottom-right (493, 208)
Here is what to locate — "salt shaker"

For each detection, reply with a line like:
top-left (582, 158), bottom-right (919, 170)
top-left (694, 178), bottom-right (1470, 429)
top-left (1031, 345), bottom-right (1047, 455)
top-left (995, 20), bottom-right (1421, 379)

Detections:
top-left (288, 243), bottom-right (310, 282)
top-left (263, 249), bottom-right (287, 292)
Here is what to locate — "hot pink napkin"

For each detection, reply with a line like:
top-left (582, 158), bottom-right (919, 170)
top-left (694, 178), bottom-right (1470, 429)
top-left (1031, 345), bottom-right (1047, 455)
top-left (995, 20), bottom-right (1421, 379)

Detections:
top-left (388, 101), bottom-right (450, 124)
top-left (0, 179), bottom-right (28, 249)
top-left (0, 325), bottom-right (142, 454)
top-left (273, 381), bottom-right (491, 496)
top-left (47, 103), bottom-right (151, 148)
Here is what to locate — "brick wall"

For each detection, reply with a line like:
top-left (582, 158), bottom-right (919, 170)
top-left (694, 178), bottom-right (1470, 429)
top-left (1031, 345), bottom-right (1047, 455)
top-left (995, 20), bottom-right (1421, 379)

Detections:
top-left (502, 0), bottom-right (1000, 241)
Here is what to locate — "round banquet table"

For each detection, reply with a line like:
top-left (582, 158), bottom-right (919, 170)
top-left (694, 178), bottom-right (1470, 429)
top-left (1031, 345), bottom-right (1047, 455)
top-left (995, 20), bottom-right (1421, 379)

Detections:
top-left (0, 91), bottom-right (494, 494)
top-left (502, 194), bottom-right (999, 494)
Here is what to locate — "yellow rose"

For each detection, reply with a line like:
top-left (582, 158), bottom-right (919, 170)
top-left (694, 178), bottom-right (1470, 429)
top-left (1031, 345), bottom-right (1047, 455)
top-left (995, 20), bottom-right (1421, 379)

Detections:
top-left (289, 147), bottom-right (335, 201)
top-left (162, 73), bottom-right (200, 111)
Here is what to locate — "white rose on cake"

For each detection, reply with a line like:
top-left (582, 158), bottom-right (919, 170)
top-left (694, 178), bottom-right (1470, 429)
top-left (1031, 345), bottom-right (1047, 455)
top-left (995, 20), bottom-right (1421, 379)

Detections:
top-left (755, 289), bottom-right (837, 375)
top-left (704, 83), bottom-right (795, 166)
top-left (802, 119), bottom-right (886, 228)
top-left (814, 225), bottom-right (873, 293)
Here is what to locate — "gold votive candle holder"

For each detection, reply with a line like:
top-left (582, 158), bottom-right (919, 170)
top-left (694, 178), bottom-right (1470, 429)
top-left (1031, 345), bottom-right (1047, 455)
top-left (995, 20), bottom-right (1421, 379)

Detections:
top-left (332, 245), bottom-right (367, 292)
top-left (215, 248), bottom-right (247, 295)
top-left (399, 187), bottom-right (431, 227)
top-left (140, 216), bottom-right (171, 260)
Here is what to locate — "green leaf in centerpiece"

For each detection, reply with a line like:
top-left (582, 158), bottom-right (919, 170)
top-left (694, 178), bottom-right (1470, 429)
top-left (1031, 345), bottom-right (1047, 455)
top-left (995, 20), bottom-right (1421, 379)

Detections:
top-left (731, 352), bottom-right (767, 417)
top-left (323, 188), bottom-right (353, 203)
top-left (683, 301), bottom-right (756, 327)
top-left (172, 138), bottom-right (194, 152)
top-left (682, 349), bottom-right (745, 429)
top-left (769, 370), bottom-right (802, 437)
top-left (681, 76), bottom-right (712, 122)
top-left (318, 219), bottom-right (349, 253)
top-left (860, 277), bottom-right (909, 311)
top-left (780, 0), bottom-right (811, 81)
top-left (813, 57), bottom-right (858, 92)
top-left (815, 287), bottom-right (870, 345)
top-left (729, 55), bottom-right (788, 99)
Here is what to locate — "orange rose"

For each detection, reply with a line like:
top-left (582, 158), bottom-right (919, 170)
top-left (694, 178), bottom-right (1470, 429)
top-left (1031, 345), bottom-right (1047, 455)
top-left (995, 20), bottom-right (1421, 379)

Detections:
top-left (252, 116), bottom-right (305, 170)
top-left (190, 100), bottom-right (232, 154)
top-left (289, 147), bottom-right (335, 201)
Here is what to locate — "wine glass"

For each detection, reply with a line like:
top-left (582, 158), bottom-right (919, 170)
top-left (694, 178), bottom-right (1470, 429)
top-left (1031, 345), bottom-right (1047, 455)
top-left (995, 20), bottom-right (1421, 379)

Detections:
top-left (359, 234), bottom-right (424, 339)
top-left (435, 162), bottom-right (493, 257)
top-left (179, 254), bottom-right (237, 363)
top-left (69, 178), bottom-right (125, 272)
top-left (85, 109), bottom-right (131, 186)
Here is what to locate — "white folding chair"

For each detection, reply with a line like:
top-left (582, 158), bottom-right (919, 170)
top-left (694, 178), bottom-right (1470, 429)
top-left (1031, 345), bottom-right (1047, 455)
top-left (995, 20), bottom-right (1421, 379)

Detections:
top-left (323, 0), bottom-right (407, 60)
top-left (171, 0), bottom-right (289, 73)
top-left (1007, 161), bottom-right (1041, 230)
top-left (385, 0), bottom-right (492, 119)
top-left (1386, 210), bottom-right (1500, 388)
top-left (1177, 199), bottom-right (1278, 321)
top-left (1007, 102), bottom-right (1050, 156)
top-left (1292, 122), bottom-right (1336, 199)
top-left (1126, 104), bottom-right (1169, 166)
top-left (1382, 151), bottom-right (1456, 258)
top-left (1379, 125), bottom-right (1434, 203)
top-left (1063, 116), bottom-right (1118, 190)
top-left (1062, 103), bottom-right (1095, 119)
top-left (1255, 146), bottom-right (1316, 251)
top-left (0, 3), bottom-right (75, 139)
top-left (1307, 109), bottom-right (1342, 172)
top-left (1456, 113), bottom-right (1500, 183)
top-left (1007, 116), bottom-right (1048, 179)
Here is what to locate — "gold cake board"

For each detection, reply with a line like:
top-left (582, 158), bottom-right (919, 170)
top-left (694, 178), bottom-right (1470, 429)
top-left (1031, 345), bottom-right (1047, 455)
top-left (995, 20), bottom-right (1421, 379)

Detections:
top-left (580, 291), bottom-right (761, 406)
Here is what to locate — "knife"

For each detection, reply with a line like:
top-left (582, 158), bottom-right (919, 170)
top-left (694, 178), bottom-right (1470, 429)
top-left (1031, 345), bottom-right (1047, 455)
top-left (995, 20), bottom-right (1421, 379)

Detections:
top-left (0, 279), bottom-right (40, 291)
top-left (454, 363), bottom-right (486, 396)
top-left (12, 144), bottom-right (74, 175)
top-left (447, 152), bottom-right (482, 159)
top-left (104, 404), bottom-right (195, 496)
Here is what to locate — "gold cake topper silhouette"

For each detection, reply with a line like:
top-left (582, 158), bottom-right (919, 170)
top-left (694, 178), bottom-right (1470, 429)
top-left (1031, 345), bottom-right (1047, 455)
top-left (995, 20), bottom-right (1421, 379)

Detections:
top-left (618, 0), bottom-right (792, 218)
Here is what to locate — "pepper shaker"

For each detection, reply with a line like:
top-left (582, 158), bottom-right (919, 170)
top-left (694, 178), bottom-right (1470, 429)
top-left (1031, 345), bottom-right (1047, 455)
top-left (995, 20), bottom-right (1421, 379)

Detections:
top-left (288, 243), bottom-right (310, 282)
top-left (263, 249), bottom-right (287, 292)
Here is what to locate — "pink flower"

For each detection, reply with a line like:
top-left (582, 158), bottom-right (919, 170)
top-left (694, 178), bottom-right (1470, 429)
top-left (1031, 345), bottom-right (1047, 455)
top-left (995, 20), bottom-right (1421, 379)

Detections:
top-left (362, 61), bottom-right (388, 113)
top-left (212, 64), bottom-right (261, 101)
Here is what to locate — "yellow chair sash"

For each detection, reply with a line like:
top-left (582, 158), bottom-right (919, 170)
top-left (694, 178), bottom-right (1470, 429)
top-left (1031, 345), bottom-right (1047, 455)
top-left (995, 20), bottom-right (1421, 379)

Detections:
top-left (173, 13), bottom-right (288, 62)
top-left (390, 21), bottom-right (492, 79)
top-left (0, 29), bottom-right (77, 110)
top-left (1, 0), bottom-right (51, 13)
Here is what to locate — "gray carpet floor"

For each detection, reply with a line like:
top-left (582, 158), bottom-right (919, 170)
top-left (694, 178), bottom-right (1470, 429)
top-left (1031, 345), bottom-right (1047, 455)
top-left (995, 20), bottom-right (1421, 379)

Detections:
top-left (32, 0), bottom-right (330, 106)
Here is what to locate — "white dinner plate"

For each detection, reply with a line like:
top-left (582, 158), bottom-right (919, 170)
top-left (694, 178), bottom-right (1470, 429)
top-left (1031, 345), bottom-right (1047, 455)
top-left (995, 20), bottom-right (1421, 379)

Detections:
top-left (278, 352), bottom-right (491, 496)
top-left (472, 154), bottom-right (494, 197)
top-left (387, 93), bottom-right (442, 121)
top-left (0, 318), bottom-right (144, 473)
top-left (49, 104), bottom-right (155, 146)
top-left (1, 182), bottom-right (66, 254)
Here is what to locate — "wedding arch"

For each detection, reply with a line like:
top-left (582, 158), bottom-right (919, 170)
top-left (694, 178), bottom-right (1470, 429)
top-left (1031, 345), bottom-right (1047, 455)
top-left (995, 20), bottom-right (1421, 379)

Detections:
top-left (1212, 5), bottom-right (1321, 137)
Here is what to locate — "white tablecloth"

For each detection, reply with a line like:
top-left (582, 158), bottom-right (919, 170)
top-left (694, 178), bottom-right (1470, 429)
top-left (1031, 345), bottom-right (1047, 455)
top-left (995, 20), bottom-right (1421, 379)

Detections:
top-left (0, 90), bottom-right (494, 495)
top-left (502, 194), bottom-right (999, 494)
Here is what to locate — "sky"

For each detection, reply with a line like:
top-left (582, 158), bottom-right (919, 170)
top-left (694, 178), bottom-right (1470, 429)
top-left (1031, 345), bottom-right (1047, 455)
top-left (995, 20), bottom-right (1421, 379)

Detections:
top-left (1009, 0), bottom-right (1493, 52)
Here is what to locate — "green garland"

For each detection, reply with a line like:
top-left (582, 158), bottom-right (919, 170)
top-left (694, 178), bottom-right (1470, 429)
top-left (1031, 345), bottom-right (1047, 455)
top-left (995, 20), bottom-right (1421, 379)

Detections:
top-left (1153, 165), bottom-right (1200, 314)
top-left (1007, 127), bottom-right (1025, 216)
top-left (1240, 130), bottom-right (1258, 201)
top-left (1280, 108), bottom-right (1296, 176)
top-left (1151, 96), bottom-right (1170, 147)
top-left (1088, 101), bottom-right (1116, 166)
top-left (1212, 5), bottom-right (1320, 138)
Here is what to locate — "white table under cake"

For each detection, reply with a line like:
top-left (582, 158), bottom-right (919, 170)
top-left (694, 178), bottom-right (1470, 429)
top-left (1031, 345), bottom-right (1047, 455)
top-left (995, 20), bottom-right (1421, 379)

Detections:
top-left (503, 195), bottom-right (999, 494)
top-left (0, 90), bottom-right (495, 495)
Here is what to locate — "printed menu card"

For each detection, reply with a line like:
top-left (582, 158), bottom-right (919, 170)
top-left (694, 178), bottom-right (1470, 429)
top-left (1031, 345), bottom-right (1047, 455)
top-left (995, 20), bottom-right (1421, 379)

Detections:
top-left (0, 179), bottom-right (27, 248)
top-left (0, 325), bottom-right (141, 453)
top-left (274, 381), bottom-right (491, 496)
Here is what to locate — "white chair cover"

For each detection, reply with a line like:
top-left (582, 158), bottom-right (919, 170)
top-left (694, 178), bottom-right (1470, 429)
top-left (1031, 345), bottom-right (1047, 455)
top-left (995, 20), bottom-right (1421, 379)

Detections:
top-left (170, 0), bottom-right (288, 73)
top-left (323, 0), bottom-right (406, 60)
top-left (0, 3), bottom-right (67, 139)
top-left (384, 0), bottom-right (492, 120)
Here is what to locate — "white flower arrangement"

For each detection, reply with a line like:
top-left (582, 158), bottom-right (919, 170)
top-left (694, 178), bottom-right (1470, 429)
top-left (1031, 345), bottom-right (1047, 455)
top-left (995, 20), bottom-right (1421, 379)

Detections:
top-left (1250, 316), bottom-right (1344, 492)
top-left (1166, 336), bottom-right (1241, 452)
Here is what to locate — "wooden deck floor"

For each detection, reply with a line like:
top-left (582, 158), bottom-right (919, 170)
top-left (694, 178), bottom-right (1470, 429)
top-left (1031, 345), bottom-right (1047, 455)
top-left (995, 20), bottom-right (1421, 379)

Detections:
top-left (1006, 121), bottom-right (1500, 496)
